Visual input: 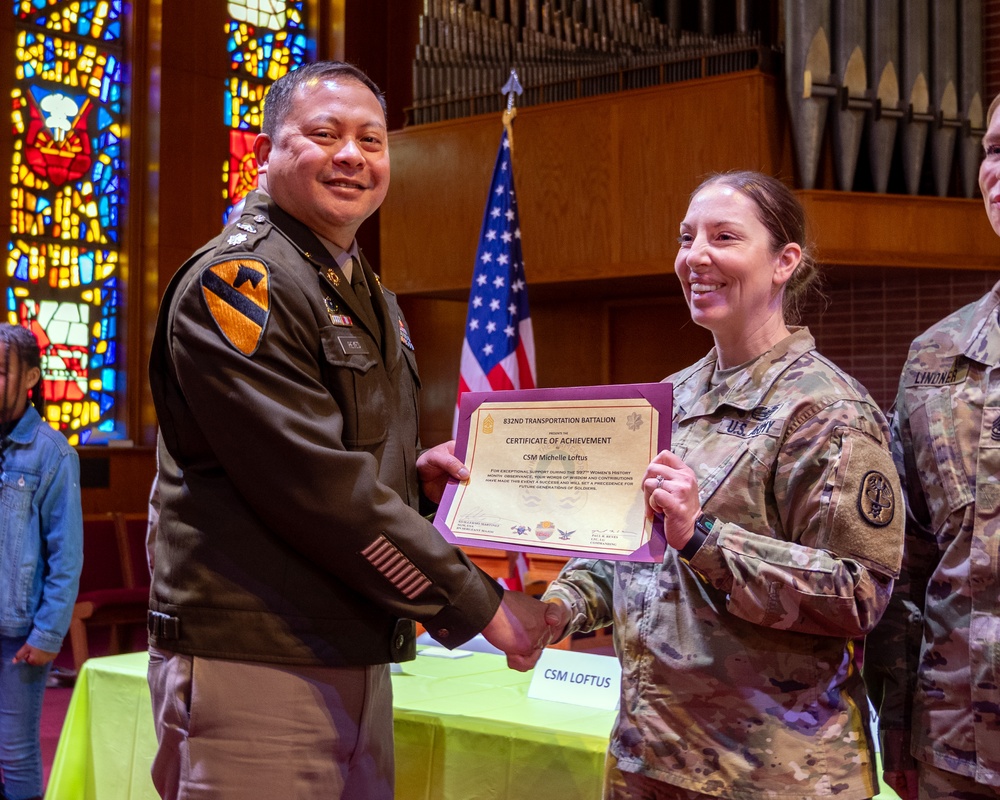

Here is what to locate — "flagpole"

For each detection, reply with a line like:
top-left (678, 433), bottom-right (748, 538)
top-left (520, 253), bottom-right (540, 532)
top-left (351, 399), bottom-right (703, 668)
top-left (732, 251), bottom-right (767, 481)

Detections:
top-left (454, 67), bottom-right (536, 441)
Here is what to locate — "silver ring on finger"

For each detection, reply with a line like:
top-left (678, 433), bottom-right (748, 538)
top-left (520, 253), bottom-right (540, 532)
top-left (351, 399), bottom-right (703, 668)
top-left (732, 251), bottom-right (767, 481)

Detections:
top-left (656, 475), bottom-right (663, 490)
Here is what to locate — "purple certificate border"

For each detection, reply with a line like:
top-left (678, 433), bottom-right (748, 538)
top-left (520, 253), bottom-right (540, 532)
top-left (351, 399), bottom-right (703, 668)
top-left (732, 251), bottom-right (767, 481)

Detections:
top-left (433, 382), bottom-right (672, 562)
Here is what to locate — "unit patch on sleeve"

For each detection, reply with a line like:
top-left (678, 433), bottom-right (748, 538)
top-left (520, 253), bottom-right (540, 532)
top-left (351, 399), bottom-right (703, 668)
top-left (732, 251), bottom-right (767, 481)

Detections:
top-left (200, 258), bottom-right (270, 356)
top-left (857, 470), bottom-right (895, 527)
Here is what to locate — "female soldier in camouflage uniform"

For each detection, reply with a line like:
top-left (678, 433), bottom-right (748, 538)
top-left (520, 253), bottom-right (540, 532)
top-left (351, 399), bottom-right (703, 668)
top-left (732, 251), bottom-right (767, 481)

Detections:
top-left (534, 172), bottom-right (905, 800)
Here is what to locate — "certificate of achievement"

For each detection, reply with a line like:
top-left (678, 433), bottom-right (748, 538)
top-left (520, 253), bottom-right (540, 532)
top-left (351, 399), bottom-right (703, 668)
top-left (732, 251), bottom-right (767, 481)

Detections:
top-left (434, 383), bottom-right (672, 562)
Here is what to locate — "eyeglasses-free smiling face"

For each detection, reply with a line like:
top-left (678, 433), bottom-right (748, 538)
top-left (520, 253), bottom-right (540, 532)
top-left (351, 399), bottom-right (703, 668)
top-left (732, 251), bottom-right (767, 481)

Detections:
top-left (254, 76), bottom-right (390, 250)
top-left (980, 106), bottom-right (1000, 237)
top-left (674, 183), bottom-right (800, 366)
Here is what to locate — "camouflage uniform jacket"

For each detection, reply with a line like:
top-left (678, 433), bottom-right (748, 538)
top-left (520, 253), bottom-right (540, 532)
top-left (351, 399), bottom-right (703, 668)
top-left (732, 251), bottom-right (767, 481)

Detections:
top-left (864, 281), bottom-right (1000, 787)
top-left (544, 327), bottom-right (904, 800)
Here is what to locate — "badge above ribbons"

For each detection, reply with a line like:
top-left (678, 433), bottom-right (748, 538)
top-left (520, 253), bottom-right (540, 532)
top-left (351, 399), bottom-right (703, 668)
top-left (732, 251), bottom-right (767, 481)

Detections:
top-left (200, 258), bottom-right (270, 356)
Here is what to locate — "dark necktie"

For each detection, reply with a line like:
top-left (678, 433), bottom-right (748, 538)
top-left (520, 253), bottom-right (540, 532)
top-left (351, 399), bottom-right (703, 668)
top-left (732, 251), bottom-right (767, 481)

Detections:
top-left (348, 257), bottom-right (379, 335)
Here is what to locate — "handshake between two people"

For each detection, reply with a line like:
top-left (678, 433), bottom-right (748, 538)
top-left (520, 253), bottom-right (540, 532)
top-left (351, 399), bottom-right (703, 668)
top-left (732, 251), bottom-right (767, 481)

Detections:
top-left (417, 440), bottom-right (574, 672)
top-left (481, 591), bottom-right (572, 672)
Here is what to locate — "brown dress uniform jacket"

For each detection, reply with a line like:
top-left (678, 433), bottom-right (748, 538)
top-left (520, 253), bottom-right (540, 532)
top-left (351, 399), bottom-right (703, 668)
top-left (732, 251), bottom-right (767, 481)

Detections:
top-left (148, 191), bottom-right (501, 666)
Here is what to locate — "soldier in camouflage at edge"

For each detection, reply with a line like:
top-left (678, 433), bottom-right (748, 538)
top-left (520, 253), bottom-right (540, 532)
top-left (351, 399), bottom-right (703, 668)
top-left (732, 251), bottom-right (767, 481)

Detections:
top-left (516, 172), bottom-right (905, 800)
top-left (864, 93), bottom-right (1000, 800)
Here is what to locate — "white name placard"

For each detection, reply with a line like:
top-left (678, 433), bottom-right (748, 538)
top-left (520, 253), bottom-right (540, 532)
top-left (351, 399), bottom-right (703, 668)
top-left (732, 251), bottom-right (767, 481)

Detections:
top-left (527, 648), bottom-right (621, 710)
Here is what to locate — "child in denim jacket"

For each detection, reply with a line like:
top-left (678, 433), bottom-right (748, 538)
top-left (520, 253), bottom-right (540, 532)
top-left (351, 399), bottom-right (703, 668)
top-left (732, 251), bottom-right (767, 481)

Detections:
top-left (0, 324), bottom-right (82, 800)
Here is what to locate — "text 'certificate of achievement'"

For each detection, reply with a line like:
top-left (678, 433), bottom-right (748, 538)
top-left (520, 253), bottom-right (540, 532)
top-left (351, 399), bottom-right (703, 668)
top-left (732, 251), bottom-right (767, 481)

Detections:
top-left (434, 383), bottom-right (672, 562)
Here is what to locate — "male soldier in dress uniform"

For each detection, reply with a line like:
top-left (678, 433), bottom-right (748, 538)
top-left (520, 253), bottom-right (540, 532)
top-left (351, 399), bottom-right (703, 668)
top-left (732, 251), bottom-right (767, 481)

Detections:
top-left (865, 93), bottom-right (1000, 800)
top-left (146, 61), bottom-right (553, 800)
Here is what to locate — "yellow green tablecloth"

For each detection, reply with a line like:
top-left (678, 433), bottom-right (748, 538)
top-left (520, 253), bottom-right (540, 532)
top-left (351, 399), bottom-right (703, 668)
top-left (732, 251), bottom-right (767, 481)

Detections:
top-left (45, 650), bottom-right (614, 800)
top-left (45, 649), bottom-right (901, 800)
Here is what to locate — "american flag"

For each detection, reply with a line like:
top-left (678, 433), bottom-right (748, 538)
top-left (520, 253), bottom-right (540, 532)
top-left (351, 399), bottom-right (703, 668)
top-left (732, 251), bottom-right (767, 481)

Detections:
top-left (455, 128), bottom-right (536, 431)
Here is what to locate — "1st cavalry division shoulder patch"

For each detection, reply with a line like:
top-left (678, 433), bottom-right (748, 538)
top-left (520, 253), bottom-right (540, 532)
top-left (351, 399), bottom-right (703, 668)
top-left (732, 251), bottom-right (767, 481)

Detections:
top-left (201, 258), bottom-right (270, 355)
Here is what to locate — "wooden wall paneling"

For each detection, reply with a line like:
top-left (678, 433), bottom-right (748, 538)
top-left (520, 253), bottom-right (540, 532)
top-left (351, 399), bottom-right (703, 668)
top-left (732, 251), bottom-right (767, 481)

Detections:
top-left (400, 294), bottom-right (613, 447)
top-left (79, 447), bottom-right (158, 515)
top-left (608, 296), bottom-right (715, 386)
top-left (617, 74), bottom-right (793, 266)
top-left (800, 191), bottom-right (1000, 270)
top-left (531, 297), bottom-right (610, 390)
top-left (382, 115), bottom-right (500, 295)
top-left (397, 296), bottom-right (467, 446)
top-left (381, 72), bottom-right (793, 297)
top-left (513, 101), bottom-right (624, 279)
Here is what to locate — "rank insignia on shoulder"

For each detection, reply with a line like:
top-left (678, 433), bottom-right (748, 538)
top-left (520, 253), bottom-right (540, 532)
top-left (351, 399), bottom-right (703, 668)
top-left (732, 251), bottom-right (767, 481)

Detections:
top-left (200, 258), bottom-right (270, 356)
top-left (857, 470), bottom-right (895, 527)
top-left (325, 297), bottom-right (353, 326)
top-left (236, 222), bottom-right (257, 234)
top-left (226, 232), bottom-right (248, 247)
top-left (398, 318), bottom-right (414, 350)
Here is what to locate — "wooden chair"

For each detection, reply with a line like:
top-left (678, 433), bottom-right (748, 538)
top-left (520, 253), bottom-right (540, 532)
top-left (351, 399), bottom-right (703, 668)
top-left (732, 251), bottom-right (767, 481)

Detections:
top-left (68, 513), bottom-right (150, 670)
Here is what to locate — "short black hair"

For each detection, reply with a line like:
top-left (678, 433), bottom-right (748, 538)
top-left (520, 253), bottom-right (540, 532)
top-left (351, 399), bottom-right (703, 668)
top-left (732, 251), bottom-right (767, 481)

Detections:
top-left (261, 61), bottom-right (387, 139)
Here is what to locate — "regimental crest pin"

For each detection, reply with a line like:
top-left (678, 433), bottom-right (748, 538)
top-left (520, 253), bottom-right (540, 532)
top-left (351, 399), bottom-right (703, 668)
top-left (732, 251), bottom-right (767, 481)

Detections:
top-left (200, 258), bottom-right (270, 356)
top-left (323, 267), bottom-right (342, 287)
top-left (858, 470), bottom-right (895, 527)
top-left (236, 222), bottom-right (257, 234)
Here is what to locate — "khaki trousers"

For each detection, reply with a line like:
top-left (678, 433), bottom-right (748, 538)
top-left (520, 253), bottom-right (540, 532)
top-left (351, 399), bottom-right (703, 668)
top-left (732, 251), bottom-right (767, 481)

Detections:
top-left (147, 647), bottom-right (393, 800)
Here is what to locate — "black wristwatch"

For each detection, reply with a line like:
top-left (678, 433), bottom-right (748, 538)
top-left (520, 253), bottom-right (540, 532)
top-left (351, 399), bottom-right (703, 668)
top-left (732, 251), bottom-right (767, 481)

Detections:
top-left (679, 513), bottom-right (716, 561)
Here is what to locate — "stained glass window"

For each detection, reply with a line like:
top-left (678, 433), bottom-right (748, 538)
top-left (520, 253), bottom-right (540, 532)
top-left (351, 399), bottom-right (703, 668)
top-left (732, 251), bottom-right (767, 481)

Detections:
top-left (223, 0), bottom-right (310, 221)
top-left (7, 0), bottom-right (125, 444)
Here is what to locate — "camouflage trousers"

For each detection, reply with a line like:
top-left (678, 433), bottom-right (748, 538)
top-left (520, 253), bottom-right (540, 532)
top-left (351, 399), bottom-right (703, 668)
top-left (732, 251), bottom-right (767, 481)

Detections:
top-left (603, 753), bottom-right (718, 800)
top-left (918, 762), bottom-right (1000, 800)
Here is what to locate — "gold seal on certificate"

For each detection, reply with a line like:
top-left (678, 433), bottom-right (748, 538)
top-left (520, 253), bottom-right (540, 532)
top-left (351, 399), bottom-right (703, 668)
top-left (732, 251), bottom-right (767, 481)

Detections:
top-left (434, 383), bottom-right (672, 562)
